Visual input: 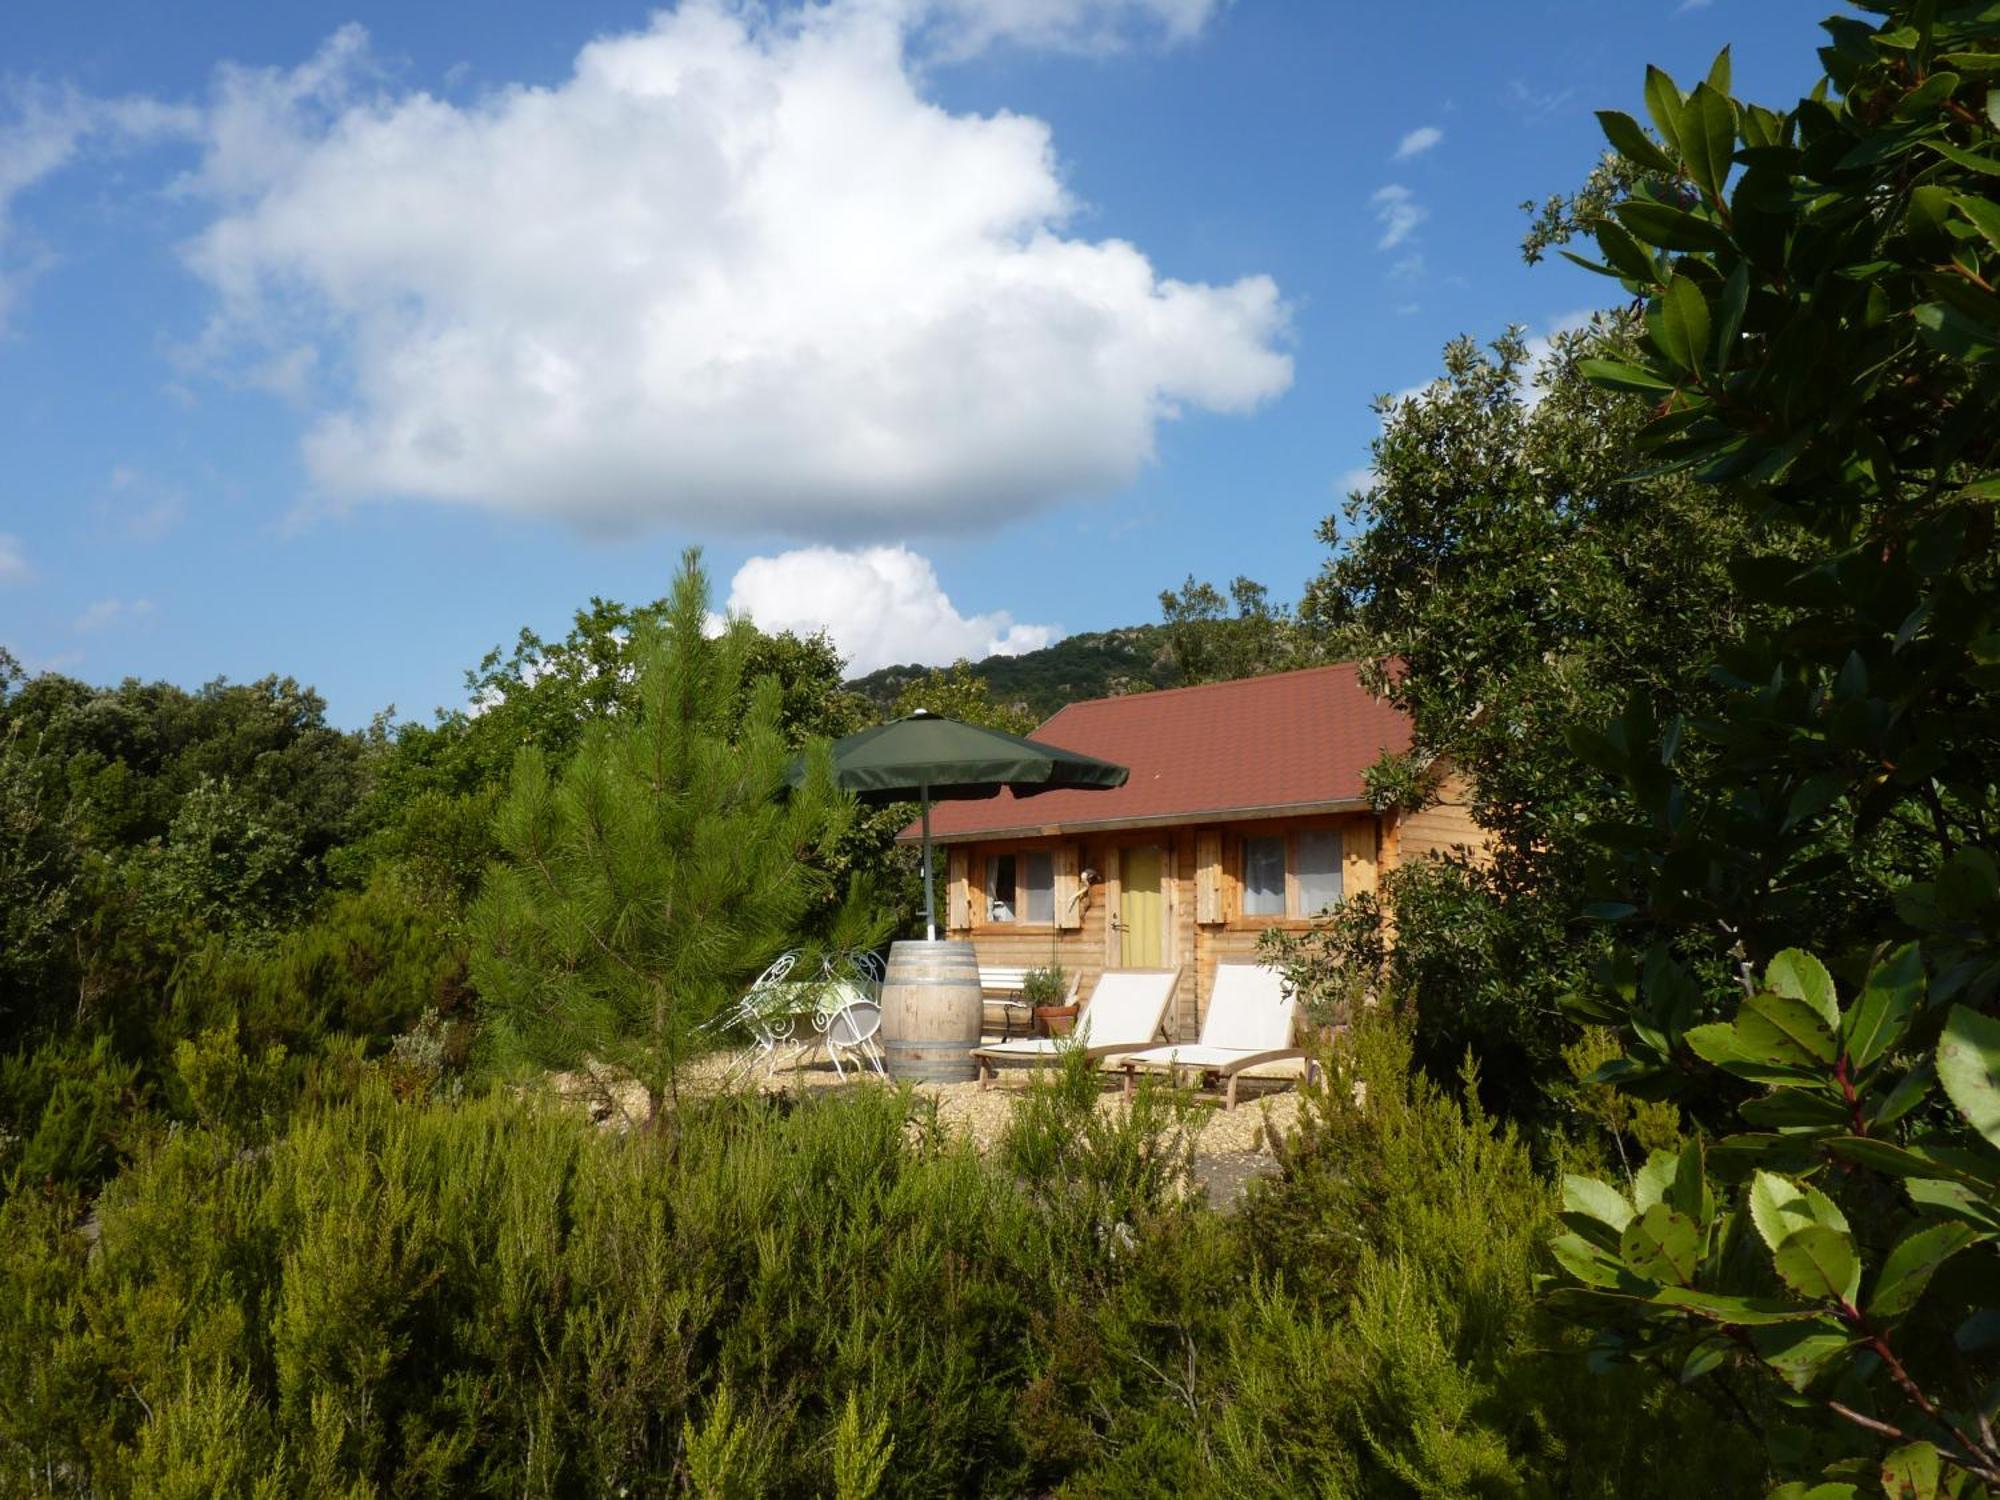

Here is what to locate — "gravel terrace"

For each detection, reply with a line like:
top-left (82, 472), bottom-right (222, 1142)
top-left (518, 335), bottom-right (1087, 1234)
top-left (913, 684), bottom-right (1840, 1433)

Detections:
top-left (560, 1044), bottom-right (1311, 1210)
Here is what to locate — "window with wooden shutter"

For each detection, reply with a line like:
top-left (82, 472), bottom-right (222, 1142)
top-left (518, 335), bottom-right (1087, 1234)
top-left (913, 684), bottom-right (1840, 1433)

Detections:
top-left (1194, 830), bottom-right (1223, 924)
top-left (947, 848), bottom-right (970, 930)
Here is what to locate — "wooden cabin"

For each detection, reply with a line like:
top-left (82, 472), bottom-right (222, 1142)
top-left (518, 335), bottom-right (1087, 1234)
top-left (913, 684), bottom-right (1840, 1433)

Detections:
top-left (899, 663), bottom-right (1484, 1040)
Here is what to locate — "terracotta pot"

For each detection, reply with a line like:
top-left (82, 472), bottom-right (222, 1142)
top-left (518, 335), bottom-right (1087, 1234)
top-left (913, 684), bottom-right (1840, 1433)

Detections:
top-left (1032, 1004), bottom-right (1079, 1038)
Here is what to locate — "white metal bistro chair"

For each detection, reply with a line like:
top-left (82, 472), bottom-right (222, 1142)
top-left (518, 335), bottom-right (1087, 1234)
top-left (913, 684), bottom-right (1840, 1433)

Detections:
top-left (707, 950), bottom-right (805, 1085)
top-left (710, 949), bottom-right (888, 1083)
top-left (821, 993), bottom-right (888, 1080)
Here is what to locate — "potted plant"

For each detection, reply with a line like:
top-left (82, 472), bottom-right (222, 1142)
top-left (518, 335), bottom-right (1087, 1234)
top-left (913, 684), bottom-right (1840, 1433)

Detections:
top-left (1023, 964), bottom-right (1076, 1037)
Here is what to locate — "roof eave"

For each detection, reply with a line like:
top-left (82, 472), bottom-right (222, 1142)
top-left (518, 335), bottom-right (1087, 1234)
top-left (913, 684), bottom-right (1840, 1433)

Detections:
top-left (897, 797), bottom-right (1378, 846)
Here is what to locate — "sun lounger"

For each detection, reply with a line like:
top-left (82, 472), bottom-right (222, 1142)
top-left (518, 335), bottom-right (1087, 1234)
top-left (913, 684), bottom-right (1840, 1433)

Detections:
top-left (970, 968), bottom-right (1180, 1088)
top-left (1116, 962), bottom-right (1317, 1110)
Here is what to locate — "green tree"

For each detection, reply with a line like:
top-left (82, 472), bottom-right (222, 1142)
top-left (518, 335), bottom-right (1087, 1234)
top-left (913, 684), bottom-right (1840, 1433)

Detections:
top-left (1538, 10), bottom-right (2000, 1490)
top-left (1288, 320), bottom-right (1771, 1123)
top-left (345, 598), bottom-right (875, 905)
top-left (889, 659), bottom-right (1039, 734)
top-left (468, 552), bottom-right (888, 1125)
top-left (0, 721), bottom-right (82, 1027)
top-left (1158, 573), bottom-right (1304, 686)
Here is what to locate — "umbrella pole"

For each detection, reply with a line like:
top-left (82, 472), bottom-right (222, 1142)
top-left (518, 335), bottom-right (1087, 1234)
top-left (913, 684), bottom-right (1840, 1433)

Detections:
top-left (921, 784), bottom-right (935, 941)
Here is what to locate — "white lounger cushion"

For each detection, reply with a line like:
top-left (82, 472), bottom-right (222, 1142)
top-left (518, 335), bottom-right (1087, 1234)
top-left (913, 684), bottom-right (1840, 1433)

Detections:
top-left (1120, 963), bottom-right (1299, 1071)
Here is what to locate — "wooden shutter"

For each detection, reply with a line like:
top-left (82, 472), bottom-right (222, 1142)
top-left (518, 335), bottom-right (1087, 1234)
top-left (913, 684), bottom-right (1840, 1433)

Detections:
top-left (1342, 821), bottom-right (1378, 899)
top-left (947, 848), bottom-right (971, 930)
top-left (1053, 843), bottom-right (1083, 930)
top-left (1193, 830), bottom-right (1223, 924)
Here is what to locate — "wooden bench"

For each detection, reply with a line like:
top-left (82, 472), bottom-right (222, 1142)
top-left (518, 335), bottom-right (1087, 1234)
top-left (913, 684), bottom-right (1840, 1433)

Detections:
top-left (978, 966), bottom-right (1079, 1041)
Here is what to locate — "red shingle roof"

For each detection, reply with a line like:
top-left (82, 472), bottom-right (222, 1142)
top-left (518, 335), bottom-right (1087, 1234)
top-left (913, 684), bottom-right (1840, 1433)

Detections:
top-left (900, 663), bottom-right (1411, 844)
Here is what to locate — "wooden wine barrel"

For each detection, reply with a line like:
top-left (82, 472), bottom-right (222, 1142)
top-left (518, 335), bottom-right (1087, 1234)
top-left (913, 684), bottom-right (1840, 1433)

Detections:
top-left (878, 939), bottom-right (982, 1083)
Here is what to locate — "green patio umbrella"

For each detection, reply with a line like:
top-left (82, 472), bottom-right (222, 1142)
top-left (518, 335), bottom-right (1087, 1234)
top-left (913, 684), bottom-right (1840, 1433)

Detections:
top-left (790, 710), bottom-right (1129, 940)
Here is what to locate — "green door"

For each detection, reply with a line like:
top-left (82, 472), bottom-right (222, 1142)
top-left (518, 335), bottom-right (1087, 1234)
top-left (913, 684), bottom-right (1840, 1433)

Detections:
top-left (1119, 845), bottom-right (1164, 967)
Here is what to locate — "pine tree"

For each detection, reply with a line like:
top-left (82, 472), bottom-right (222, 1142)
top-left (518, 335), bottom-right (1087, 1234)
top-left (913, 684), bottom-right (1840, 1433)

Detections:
top-left (470, 550), bottom-right (882, 1126)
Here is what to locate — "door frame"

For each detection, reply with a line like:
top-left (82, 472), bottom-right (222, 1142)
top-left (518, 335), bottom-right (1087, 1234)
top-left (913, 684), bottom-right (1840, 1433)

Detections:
top-left (1103, 836), bottom-right (1180, 971)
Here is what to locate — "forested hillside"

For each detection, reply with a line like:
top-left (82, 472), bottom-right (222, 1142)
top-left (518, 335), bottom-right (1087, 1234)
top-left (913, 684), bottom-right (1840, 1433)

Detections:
top-left (846, 624), bottom-right (1178, 721)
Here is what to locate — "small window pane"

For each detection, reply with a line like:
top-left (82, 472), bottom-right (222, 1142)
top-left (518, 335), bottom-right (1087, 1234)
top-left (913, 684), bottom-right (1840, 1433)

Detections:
top-left (1021, 852), bottom-right (1055, 924)
top-left (1296, 830), bottom-right (1344, 914)
top-left (985, 854), bottom-right (1017, 922)
top-left (1243, 836), bottom-right (1286, 916)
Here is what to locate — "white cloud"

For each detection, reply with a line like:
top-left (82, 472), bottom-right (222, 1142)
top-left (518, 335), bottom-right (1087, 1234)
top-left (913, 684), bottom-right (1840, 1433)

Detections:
top-left (1370, 183), bottom-right (1425, 251)
top-left (0, 533), bottom-right (27, 584)
top-left (0, 85), bottom-right (198, 330)
top-left (74, 597), bottom-right (155, 633)
top-left (178, 4), bottom-right (1289, 539)
top-left (1334, 465), bottom-right (1377, 498)
top-left (1391, 125), bottom-right (1442, 161)
top-left (904, 0), bottom-right (1225, 57)
top-left (725, 544), bottom-right (1058, 673)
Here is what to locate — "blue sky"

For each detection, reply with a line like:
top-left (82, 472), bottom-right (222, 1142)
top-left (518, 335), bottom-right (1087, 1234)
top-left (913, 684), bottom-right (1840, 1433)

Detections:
top-left (1, 0), bottom-right (1834, 727)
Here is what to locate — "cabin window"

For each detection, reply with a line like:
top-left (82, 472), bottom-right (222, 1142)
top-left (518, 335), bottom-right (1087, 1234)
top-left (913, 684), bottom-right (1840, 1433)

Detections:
top-left (1237, 826), bottom-right (1350, 919)
top-left (1242, 836), bottom-right (1287, 916)
top-left (985, 851), bottom-right (1054, 924)
top-left (1295, 830), bottom-right (1344, 914)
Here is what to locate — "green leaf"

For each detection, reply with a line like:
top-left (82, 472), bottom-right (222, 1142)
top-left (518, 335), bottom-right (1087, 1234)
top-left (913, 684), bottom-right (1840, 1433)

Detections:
top-left (1596, 110), bottom-right (1677, 175)
top-left (1633, 1149), bottom-right (1677, 1212)
top-left (1880, 1440), bottom-right (1940, 1500)
top-left (1680, 82), bottom-right (1738, 202)
top-left (1704, 46), bottom-right (1730, 96)
top-left (1937, 1004), bottom-right (2000, 1151)
top-left (1649, 275), bottom-right (1712, 374)
top-left (1766, 950), bottom-right (1839, 1031)
top-left (1713, 261), bottom-right (1749, 371)
top-left (1801, 1185), bottom-right (1849, 1235)
top-left (1577, 357), bottom-right (1676, 395)
top-left (1843, 943), bottom-right (1923, 1070)
top-left (1595, 218), bottom-right (1662, 285)
top-left (1614, 199), bottom-right (1732, 253)
top-left (1828, 1136), bottom-right (1997, 1189)
top-left (1644, 65), bottom-right (1686, 156)
top-left (1620, 1203), bottom-right (1702, 1285)
top-left (1652, 1286), bottom-right (1819, 1325)
top-left (1679, 1337), bottom-right (1729, 1383)
top-left (1905, 1177), bottom-right (2000, 1232)
top-left (1563, 1174), bottom-right (1634, 1233)
top-left (1749, 1171), bottom-right (1815, 1253)
top-left (1741, 990), bottom-right (1838, 1065)
top-left (1866, 1222), bottom-right (1980, 1320)
top-left (1560, 250), bottom-right (1619, 278)
top-left (1738, 1088), bottom-right (1851, 1130)
top-left (1955, 192), bottom-right (2000, 254)
top-left (1868, 1064), bottom-right (1934, 1129)
top-left (1670, 1137), bottom-right (1709, 1224)
top-left (1749, 1318), bottom-right (1851, 1390)
top-left (1686, 1021), bottom-right (1816, 1083)
top-left (1773, 1225), bottom-right (1861, 1305)
top-left (1927, 139), bottom-right (2000, 176)
top-left (1551, 1232), bottom-right (1627, 1288)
